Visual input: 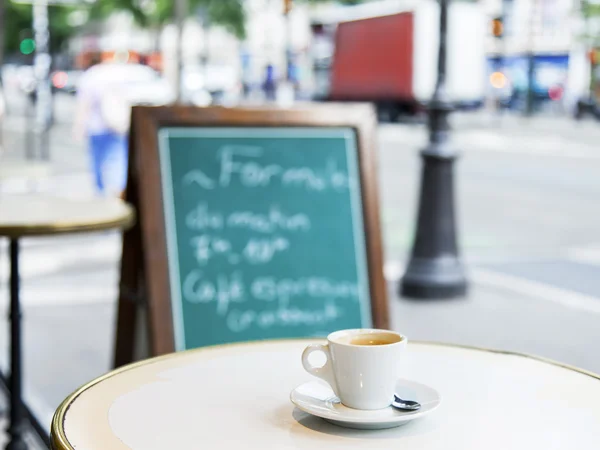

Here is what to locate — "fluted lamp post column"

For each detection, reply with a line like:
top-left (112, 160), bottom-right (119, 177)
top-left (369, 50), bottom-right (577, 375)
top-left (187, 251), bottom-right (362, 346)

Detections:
top-left (400, 0), bottom-right (468, 299)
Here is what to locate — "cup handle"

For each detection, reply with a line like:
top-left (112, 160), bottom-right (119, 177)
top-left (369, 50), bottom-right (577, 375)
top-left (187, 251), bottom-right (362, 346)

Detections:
top-left (301, 344), bottom-right (339, 396)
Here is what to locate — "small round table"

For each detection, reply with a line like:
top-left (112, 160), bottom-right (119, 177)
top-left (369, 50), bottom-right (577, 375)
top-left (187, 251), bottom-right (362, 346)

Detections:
top-left (51, 340), bottom-right (600, 450)
top-left (0, 194), bottom-right (134, 449)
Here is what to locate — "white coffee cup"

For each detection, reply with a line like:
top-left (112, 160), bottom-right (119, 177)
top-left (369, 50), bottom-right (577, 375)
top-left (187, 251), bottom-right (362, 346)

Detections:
top-left (301, 329), bottom-right (406, 410)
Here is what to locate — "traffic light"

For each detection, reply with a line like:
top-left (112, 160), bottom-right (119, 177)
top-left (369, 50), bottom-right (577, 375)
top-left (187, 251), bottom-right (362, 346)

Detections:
top-left (19, 30), bottom-right (35, 55)
top-left (491, 17), bottom-right (503, 38)
top-left (20, 38), bottom-right (35, 55)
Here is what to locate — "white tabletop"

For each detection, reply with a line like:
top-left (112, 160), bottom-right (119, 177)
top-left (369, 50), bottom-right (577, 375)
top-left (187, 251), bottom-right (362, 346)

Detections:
top-left (52, 340), bottom-right (600, 450)
top-left (0, 194), bottom-right (134, 237)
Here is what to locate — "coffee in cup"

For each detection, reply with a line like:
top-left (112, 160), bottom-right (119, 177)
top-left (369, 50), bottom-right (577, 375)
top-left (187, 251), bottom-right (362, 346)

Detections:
top-left (301, 329), bottom-right (406, 410)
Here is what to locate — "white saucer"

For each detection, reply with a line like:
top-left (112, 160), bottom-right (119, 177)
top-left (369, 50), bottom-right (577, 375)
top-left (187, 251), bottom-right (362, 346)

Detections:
top-left (290, 379), bottom-right (441, 430)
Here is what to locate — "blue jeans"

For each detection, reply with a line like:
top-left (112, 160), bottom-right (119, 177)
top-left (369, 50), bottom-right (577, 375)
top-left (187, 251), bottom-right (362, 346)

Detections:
top-left (89, 132), bottom-right (128, 195)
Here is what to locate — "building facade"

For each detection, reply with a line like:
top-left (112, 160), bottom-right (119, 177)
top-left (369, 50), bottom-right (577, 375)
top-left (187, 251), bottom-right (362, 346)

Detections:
top-left (481, 0), bottom-right (592, 111)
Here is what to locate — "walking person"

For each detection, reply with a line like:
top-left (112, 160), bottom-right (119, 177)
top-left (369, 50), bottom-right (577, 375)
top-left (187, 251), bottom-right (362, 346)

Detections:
top-left (263, 63), bottom-right (277, 102)
top-left (73, 55), bottom-right (130, 198)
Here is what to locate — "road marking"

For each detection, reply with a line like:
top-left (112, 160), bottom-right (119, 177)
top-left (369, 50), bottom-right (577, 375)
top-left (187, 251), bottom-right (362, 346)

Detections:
top-left (472, 268), bottom-right (600, 315)
top-left (0, 284), bottom-right (118, 307)
top-left (459, 131), bottom-right (600, 159)
top-left (0, 173), bottom-right (96, 198)
top-left (565, 245), bottom-right (600, 266)
top-left (385, 261), bottom-right (600, 315)
top-left (0, 233), bottom-right (121, 306)
top-left (378, 127), bottom-right (600, 160)
top-left (0, 236), bottom-right (122, 281)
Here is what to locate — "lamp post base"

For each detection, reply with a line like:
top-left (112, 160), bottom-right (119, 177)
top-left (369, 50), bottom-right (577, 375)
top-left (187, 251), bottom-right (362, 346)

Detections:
top-left (400, 149), bottom-right (467, 300)
top-left (401, 257), bottom-right (467, 299)
top-left (575, 97), bottom-right (597, 120)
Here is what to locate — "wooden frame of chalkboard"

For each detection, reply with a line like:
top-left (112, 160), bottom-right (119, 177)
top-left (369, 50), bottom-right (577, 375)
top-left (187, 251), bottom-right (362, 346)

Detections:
top-left (114, 104), bottom-right (389, 366)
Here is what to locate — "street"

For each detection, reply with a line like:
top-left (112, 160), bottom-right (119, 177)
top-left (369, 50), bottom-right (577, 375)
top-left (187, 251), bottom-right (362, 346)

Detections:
top-left (380, 115), bottom-right (600, 385)
top-left (1, 94), bottom-right (600, 429)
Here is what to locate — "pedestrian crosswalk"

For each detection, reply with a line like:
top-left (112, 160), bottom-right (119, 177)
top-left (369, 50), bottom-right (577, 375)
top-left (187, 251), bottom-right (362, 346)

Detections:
top-left (0, 171), bottom-right (96, 198)
top-left (567, 244), bottom-right (600, 266)
top-left (456, 130), bottom-right (600, 159)
top-left (378, 121), bottom-right (600, 160)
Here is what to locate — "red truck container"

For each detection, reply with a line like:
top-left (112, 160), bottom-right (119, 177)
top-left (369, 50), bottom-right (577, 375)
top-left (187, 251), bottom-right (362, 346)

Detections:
top-left (319, 0), bottom-right (486, 119)
top-left (329, 13), bottom-right (415, 111)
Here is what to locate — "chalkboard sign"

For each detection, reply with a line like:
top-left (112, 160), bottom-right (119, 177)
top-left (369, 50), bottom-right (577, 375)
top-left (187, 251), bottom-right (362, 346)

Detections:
top-left (114, 105), bottom-right (388, 363)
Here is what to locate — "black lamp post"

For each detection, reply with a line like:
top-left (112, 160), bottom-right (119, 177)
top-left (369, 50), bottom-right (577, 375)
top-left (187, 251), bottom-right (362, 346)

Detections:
top-left (576, 0), bottom-right (596, 119)
top-left (400, 0), bottom-right (467, 299)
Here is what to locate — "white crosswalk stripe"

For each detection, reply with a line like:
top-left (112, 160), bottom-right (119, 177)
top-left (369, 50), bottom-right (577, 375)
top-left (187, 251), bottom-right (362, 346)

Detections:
top-left (378, 123), bottom-right (600, 159)
top-left (0, 233), bottom-right (122, 280)
top-left (456, 130), bottom-right (600, 158)
top-left (0, 230), bottom-right (123, 307)
top-left (384, 259), bottom-right (600, 316)
top-left (0, 172), bottom-right (96, 198)
top-left (566, 245), bottom-right (600, 266)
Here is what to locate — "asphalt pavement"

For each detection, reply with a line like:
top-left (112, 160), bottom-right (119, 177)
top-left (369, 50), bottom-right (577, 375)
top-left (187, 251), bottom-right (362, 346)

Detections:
top-left (1, 94), bottom-right (600, 435)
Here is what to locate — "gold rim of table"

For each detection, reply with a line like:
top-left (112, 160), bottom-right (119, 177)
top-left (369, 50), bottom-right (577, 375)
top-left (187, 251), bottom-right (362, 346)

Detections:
top-left (50, 339), bottom-right (600, 450)
top-left (0, 201), bottom-right (135, 238)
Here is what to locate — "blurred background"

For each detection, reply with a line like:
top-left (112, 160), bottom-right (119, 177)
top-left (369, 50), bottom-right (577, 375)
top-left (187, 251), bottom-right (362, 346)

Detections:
top-left (1, 0), bottom-right (600, 443)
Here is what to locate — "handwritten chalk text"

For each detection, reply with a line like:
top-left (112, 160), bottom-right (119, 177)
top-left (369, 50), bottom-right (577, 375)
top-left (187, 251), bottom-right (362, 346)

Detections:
top-left (182, 271), bottom-right (359, 317)
top-left (183, 145), bottom-right (352, 192)
top-left (186, 203), bottom-right (311, 234)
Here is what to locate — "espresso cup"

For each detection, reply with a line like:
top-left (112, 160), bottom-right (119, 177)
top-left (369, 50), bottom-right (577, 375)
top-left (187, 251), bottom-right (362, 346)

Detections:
top-left (301, 329), bottom-right (406, 410)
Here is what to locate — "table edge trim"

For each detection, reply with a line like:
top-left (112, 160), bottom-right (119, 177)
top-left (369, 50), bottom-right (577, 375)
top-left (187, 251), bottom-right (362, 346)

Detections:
top-left (50, 338), bottom-right (600, 450)
top-left (0, 206), bottom-right (135, 238)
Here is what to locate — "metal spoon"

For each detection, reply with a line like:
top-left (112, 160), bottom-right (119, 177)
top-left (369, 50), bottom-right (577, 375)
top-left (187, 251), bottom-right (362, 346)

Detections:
top-left (392, 394), bottom-right (421, 411)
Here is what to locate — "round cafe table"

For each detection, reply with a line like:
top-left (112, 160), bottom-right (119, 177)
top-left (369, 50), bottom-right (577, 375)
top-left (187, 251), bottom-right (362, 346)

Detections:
top-left (0, 194), bottom-right (134, 449)
top-left (51, 340), bottom-right (600, 450)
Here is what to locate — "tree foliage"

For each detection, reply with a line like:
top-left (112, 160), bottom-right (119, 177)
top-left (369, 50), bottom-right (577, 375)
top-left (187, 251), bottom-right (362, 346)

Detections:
top-left (89, 0), bottom-right (246, 38)
top-left (1, 0), bottom-right (370, 57)
top-left (582, 0), bottom-right (600, 18)
top-left (89, 0), bottom-right (370, 40)
top-left (578, 0), bottom-right (600, 44)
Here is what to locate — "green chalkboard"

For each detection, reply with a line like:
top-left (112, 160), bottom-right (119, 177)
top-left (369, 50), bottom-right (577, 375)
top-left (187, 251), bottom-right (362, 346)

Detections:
top-left (157, 127), bottom-right (374, 350)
